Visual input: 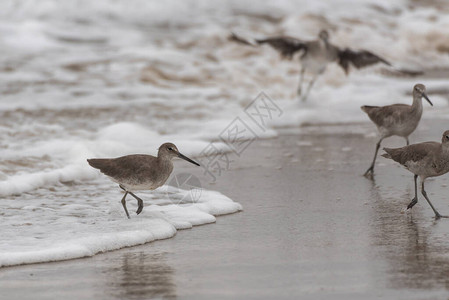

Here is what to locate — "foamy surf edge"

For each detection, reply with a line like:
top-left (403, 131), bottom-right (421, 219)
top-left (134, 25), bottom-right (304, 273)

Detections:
top-left (0, 188), bottom-right (242, 268)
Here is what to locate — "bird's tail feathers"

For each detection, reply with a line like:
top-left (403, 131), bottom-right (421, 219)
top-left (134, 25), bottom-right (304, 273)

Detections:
top-left (87, 158), bottom-right (108, 170)
top-left (381, 148), bottom-right (393, 159)
top-left (360, 105), bottom-right (378, 113)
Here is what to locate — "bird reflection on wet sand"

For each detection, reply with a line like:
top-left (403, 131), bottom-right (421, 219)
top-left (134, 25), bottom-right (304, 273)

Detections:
top-left (368, 176), bottom-right (449, 291)
top-left (106, 252), bottom-right (176, 300)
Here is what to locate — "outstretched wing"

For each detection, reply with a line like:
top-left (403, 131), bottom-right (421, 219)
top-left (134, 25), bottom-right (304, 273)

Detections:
top-left (338, 48), bottom-right (391, 74)
top-left (228, 32), bottom-right (256, 47)
top-left (255, 36), bottom-right (307, 59)
top-left (229, 32), bottom-right (307, 59)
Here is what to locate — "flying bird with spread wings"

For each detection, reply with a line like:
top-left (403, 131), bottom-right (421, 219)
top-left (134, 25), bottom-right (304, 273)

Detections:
top-left (229, 30), bottom-right (392, 101)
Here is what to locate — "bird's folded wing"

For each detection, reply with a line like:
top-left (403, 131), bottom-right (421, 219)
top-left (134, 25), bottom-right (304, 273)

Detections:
top-left (89, 155), bottom-right (154, 179)
top-left (365, 104), bottom-right (408, 127)
top-left (388, 142), bottom-right (439, 165)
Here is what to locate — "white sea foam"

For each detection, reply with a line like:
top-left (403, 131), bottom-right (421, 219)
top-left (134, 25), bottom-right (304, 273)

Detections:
top-left (0, 184), bottom-right (242, 267)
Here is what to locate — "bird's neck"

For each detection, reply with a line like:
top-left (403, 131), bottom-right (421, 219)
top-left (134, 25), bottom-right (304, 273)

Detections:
top-left (319, 38), bottom-right (329, 49)
top-left (441, 143), bottom-right (449, 156)
top-left (410, 94), bottom-right (423, 113)
top-left (157, 156), bottom-right (174, 174)
top-left (158, 155), bottom-right (173, 165)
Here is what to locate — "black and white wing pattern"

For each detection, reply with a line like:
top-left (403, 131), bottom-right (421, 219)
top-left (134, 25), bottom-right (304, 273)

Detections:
top-left (229, 32), bottom-right (307, 59)
top-left (338, 48), bottom-right (391, 74)
top-left (228, 32), bottom-right (256, 47)
top-left (255, 36), bottom-right (307, 59)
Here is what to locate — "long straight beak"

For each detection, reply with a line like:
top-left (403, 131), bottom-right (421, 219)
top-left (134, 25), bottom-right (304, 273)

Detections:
top-left (423, 93), bottom-right (433, 106)
top-left (178, 152), bottom-right (200, 166)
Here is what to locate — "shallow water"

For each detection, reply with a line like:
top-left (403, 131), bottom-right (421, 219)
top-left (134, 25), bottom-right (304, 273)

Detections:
top-left (0, 178), bottom-right (241, 267)
top-left (3, 121), bottom-right (449, 299)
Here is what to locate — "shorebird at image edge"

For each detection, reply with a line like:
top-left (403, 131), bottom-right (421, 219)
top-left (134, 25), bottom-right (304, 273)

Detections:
top-left (87, 143), bottom-right (200, 219)
top-left (382, 130), bottom-right (449, 219)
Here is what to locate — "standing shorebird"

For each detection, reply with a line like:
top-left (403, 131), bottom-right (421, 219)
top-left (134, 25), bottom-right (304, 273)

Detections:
top-left (382, 131), bottom-right (449, 219)
top-left (229, 30), bottom-right (391, 101)
top-left (361, 84), bottom-right (433, 177)
top-left (87, 143), bottom-right (200, 219)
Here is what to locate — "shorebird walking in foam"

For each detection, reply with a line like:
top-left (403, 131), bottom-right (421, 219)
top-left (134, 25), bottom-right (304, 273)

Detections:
top-left (230, 30), bottom-right (391, 101)
top-left (361, 84), bottom-right (433, 177)
top-left (382, 130), bottom-right (449, 219)
top-left (88, 143), bottom-right (200, 219)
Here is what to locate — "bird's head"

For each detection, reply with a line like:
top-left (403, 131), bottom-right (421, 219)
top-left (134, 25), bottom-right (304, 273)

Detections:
top-left (413, 83), bottom-right (432, 106)
top-left (442, 131), bottom-right (449, 144)
top-left (318, 30), bottom-right (330, 42)
top-left (158, 143), bottom-right (200, 166)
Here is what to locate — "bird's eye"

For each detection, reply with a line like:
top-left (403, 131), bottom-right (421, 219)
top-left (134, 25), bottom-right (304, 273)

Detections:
top-left (446, 136), bottom-right (449, 140)
top-left (168, 147), bottom-right (173, 151)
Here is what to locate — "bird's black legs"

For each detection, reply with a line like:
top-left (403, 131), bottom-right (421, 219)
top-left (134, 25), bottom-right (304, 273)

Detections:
top-left (405, 137), bottom-right (410, 146)
top-left (407, 174), bottom-right (418, 209)
top-left (364, 138), bottom-right (383, 177)
top-left (300, 75), bottom-right (318, 102)
top-left (297, 67), bottom-right (305, 96)
top-left (128, 192), bottom-right (144, 215)
top-left (301, 68), bottom-right (325, 102)
top-left (120, 191), bottom-right (130, 219)
top-left (119, 185), bottom-right (144, 215)
top-left (421, 180), bottom-right (447, 219)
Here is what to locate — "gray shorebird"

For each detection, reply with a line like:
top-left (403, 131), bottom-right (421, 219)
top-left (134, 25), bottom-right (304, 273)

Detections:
top-left (382, 130), bottom-right (449, 218)
top-left (362, 83), bottom-right (433, 177)
top-left (87, 143), bottom-right (200, 219)
top-left (229, 30), bottom-right (391, 101)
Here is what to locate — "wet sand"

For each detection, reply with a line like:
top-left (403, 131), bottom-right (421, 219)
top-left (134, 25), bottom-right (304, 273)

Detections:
top-left (2, 119), bottom-right (449, 299)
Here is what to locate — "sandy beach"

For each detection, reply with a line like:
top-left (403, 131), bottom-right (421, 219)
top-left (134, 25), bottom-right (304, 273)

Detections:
top-left (3, 1), bottom-right (449, 299)
top-left (2, 119), bottom-right (449, 299)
